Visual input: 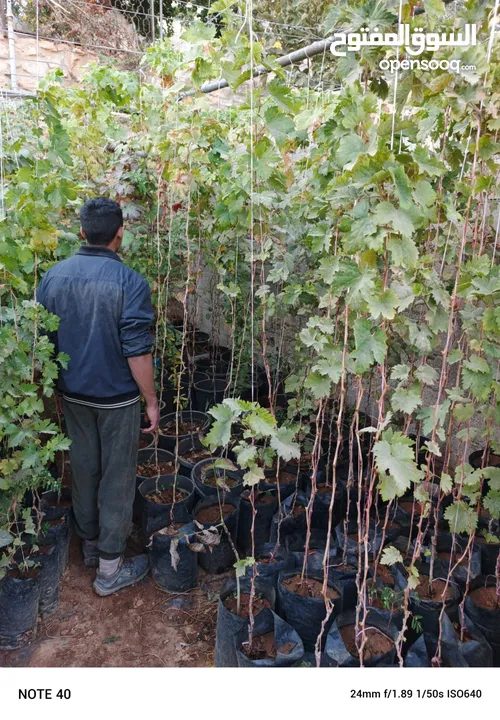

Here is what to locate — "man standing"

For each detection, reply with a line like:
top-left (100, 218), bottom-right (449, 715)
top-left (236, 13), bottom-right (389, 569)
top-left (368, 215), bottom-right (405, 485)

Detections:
top-left (38, 198), bottom-right (159, 597)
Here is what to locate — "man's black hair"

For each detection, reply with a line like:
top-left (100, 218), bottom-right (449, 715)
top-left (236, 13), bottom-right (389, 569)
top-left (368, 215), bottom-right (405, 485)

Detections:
top-left (80, 197), bottom-right (123, 246)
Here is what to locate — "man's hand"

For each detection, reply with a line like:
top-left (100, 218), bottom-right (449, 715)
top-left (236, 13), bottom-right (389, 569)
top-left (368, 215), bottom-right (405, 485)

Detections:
top-left (143, 399), bottom-right (160, 433)
top-left (127, 355), bottom-right (160, 432)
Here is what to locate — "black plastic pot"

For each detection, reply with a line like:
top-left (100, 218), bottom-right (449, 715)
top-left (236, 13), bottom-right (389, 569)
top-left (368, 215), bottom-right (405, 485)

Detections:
top-left (260, 465), bottom-right (310, 503)
top-left (475, 535), bottom-right (500, 576)
top-left (269, 492), bottom-right (308, 552)
top-left (0, 567), bottom-right (41, 649)
top-left (394, 489), bottom-right (442, 529)
top-left (464, 576), bottom-right (500, 665)
top-left (139, 475), bottom-right (195, 539)
top-left (277, 569), bottom-right (345, 652)
top-left (194, 356), bottom-right (230, 379)
top-left (469, 448), bottom-right (500, 470)
top-left (193, 496), bottom-right (239, 574)
top-left (324, 608), bottom-right (399, 667)
top-left (40, 488), bottom-right (73, 522)
top-left (425, 533), bottom-right (482, 587)
top-left (335, 520), bottom-right (383, 557)
top-left (238, 489), bottom-right (278, 557)
top-left (244, 543), bottom-right (295, 590)
top-left (42, 514), bottom-right (72, 576)
top-left (234, 608), bottom-right (304, 667)
top-left (35, 538), bottom-right (61, 616)
top-left (149, 521), bottom-right (198, 593)
top-left (214, 576), bottom-right (276, 667)
top-left (193, 378), bottom-right (227, 412)
top-left (158, 411), bottom-right (211, 452)
top-left (191, 458), bottom-right (243, 501)
top-left (405, 612), bottom-right (493, 667)
top-left (308, 472), bottom-right (346, 530)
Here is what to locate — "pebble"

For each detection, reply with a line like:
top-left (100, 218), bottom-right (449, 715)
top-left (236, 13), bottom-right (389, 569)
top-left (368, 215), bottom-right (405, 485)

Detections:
top-left (86, 630), bottom-right (93, 636)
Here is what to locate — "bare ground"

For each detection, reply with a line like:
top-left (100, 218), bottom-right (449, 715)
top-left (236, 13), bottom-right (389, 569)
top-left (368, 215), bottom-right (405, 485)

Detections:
top-left (0, 530), bottom-right (228, 668)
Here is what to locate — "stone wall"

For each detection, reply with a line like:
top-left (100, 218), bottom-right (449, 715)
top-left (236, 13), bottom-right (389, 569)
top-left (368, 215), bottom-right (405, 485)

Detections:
top-left (0, 33), bottom-right (98, 94)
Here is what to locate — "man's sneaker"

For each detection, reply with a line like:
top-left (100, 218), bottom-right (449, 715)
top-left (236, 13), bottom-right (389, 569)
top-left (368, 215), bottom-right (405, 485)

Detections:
top-left (81, 540), bottom-right (99, 568)
top-left (93, 555), bottom-right (149, 597)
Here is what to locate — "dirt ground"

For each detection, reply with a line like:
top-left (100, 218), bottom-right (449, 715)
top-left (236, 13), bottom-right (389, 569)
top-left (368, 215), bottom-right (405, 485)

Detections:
top-left (0, 529), bottom-right (228, 668)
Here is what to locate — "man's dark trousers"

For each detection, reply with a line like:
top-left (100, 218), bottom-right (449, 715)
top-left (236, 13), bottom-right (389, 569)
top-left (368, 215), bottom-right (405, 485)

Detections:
top-left (63, 399), bottom-right (140, 559)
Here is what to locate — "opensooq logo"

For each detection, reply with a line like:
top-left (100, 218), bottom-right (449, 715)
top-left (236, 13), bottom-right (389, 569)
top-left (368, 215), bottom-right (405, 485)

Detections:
top-left (329, 23), bottom-right (477, 57)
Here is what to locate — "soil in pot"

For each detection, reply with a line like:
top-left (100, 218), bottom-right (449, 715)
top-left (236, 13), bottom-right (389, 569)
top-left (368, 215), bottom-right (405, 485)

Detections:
top-left (413, 577), bottom-right (454, 602)
top-left (339, 624), bottom-right (394, 661)
top-left (195, 503), bottom-right (235, 524)
top-left (201, 474), bottom-right (240, 490)
top-left (240, 631), bottom-right (297, 661)
top-left (468, 586), bottom-right (500, 611)
top-left (137, 461), bottom-right (177, 478)
top-left (369, 563), bottom-right (395, 587)
top-left (139, 475), bottom-right (195, 537)
top-left (282, 574), bottom-right (340, 601)
top-left (144, 487), bottom-right (189, 505)
top-left (223, 592), bottom-right (272, 618)
top-left (182, 447), bottom-right (212, 463)
top-left (241, 631), bottom-right (278, 660)
top-left (160, 421), bottom-right (205, 436)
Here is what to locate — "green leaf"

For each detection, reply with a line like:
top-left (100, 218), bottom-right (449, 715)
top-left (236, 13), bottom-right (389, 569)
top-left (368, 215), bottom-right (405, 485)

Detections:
top-left (444, 501), bottom-right (478, 535)
top-left (304, 371), bottom-right (332, 399)
top-left (390, 166), bottom-right (412, 208)
top-left (367, 289), bottom-right (399, 320)
top-left (380, 546), bottom-right (403, 567)
top-left (234, 443), bottom-right (258, 469)
top-left (415, 365), bottom-right (438, 386)
top-left (267, 79), bottom-right (300, 114)
top-left (413, 180), bottom-right (436, 207)
top-left (440, 473), bottom-right (453, 495)
top-left (234, 557), bottom-right (255, 578)
top-left (336, 134), bottom-right (366, 170)
top-left (270, 427), bottom-right (300, 462)
top-left (351, 319), bottom-right (387, 373)
top-left (391, 383), bottom-right (422, 415)
top-left (374, 202), bottom-right (415, 238)
top-left (243, 465), bottom-right (265, 487)
top-left (453, 403), bottom-right (476, 422)
top-left (413, 147), bottom-right (445, 176)
top-left (391, 364), bottom-right (410, 382)
top-left (388, 235), bottom-right (419, 269)
top-left (246, 407), bottom-right (277, 437)
top-left (374, 431), bottom-right (422, 501)
top-left (0, 530), bottom-right (13, 549)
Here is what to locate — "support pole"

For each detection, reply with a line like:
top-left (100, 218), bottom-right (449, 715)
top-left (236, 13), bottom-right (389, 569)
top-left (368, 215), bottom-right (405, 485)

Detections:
top-left (6, 0), bottom-right (16, 90)
top-left (151, 0), bottom-right (155, 43)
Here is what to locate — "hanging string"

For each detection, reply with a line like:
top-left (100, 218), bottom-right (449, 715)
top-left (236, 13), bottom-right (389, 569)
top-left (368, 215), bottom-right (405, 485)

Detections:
top-left (248, 0), bottom-right (255, 402)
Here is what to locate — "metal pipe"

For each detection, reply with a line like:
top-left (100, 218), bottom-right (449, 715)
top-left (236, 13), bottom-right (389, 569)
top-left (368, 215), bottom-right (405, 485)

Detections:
top-left (6, 0), bottom-right (17, 90)
top-left (178, 36), bottom-right (334, 100)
